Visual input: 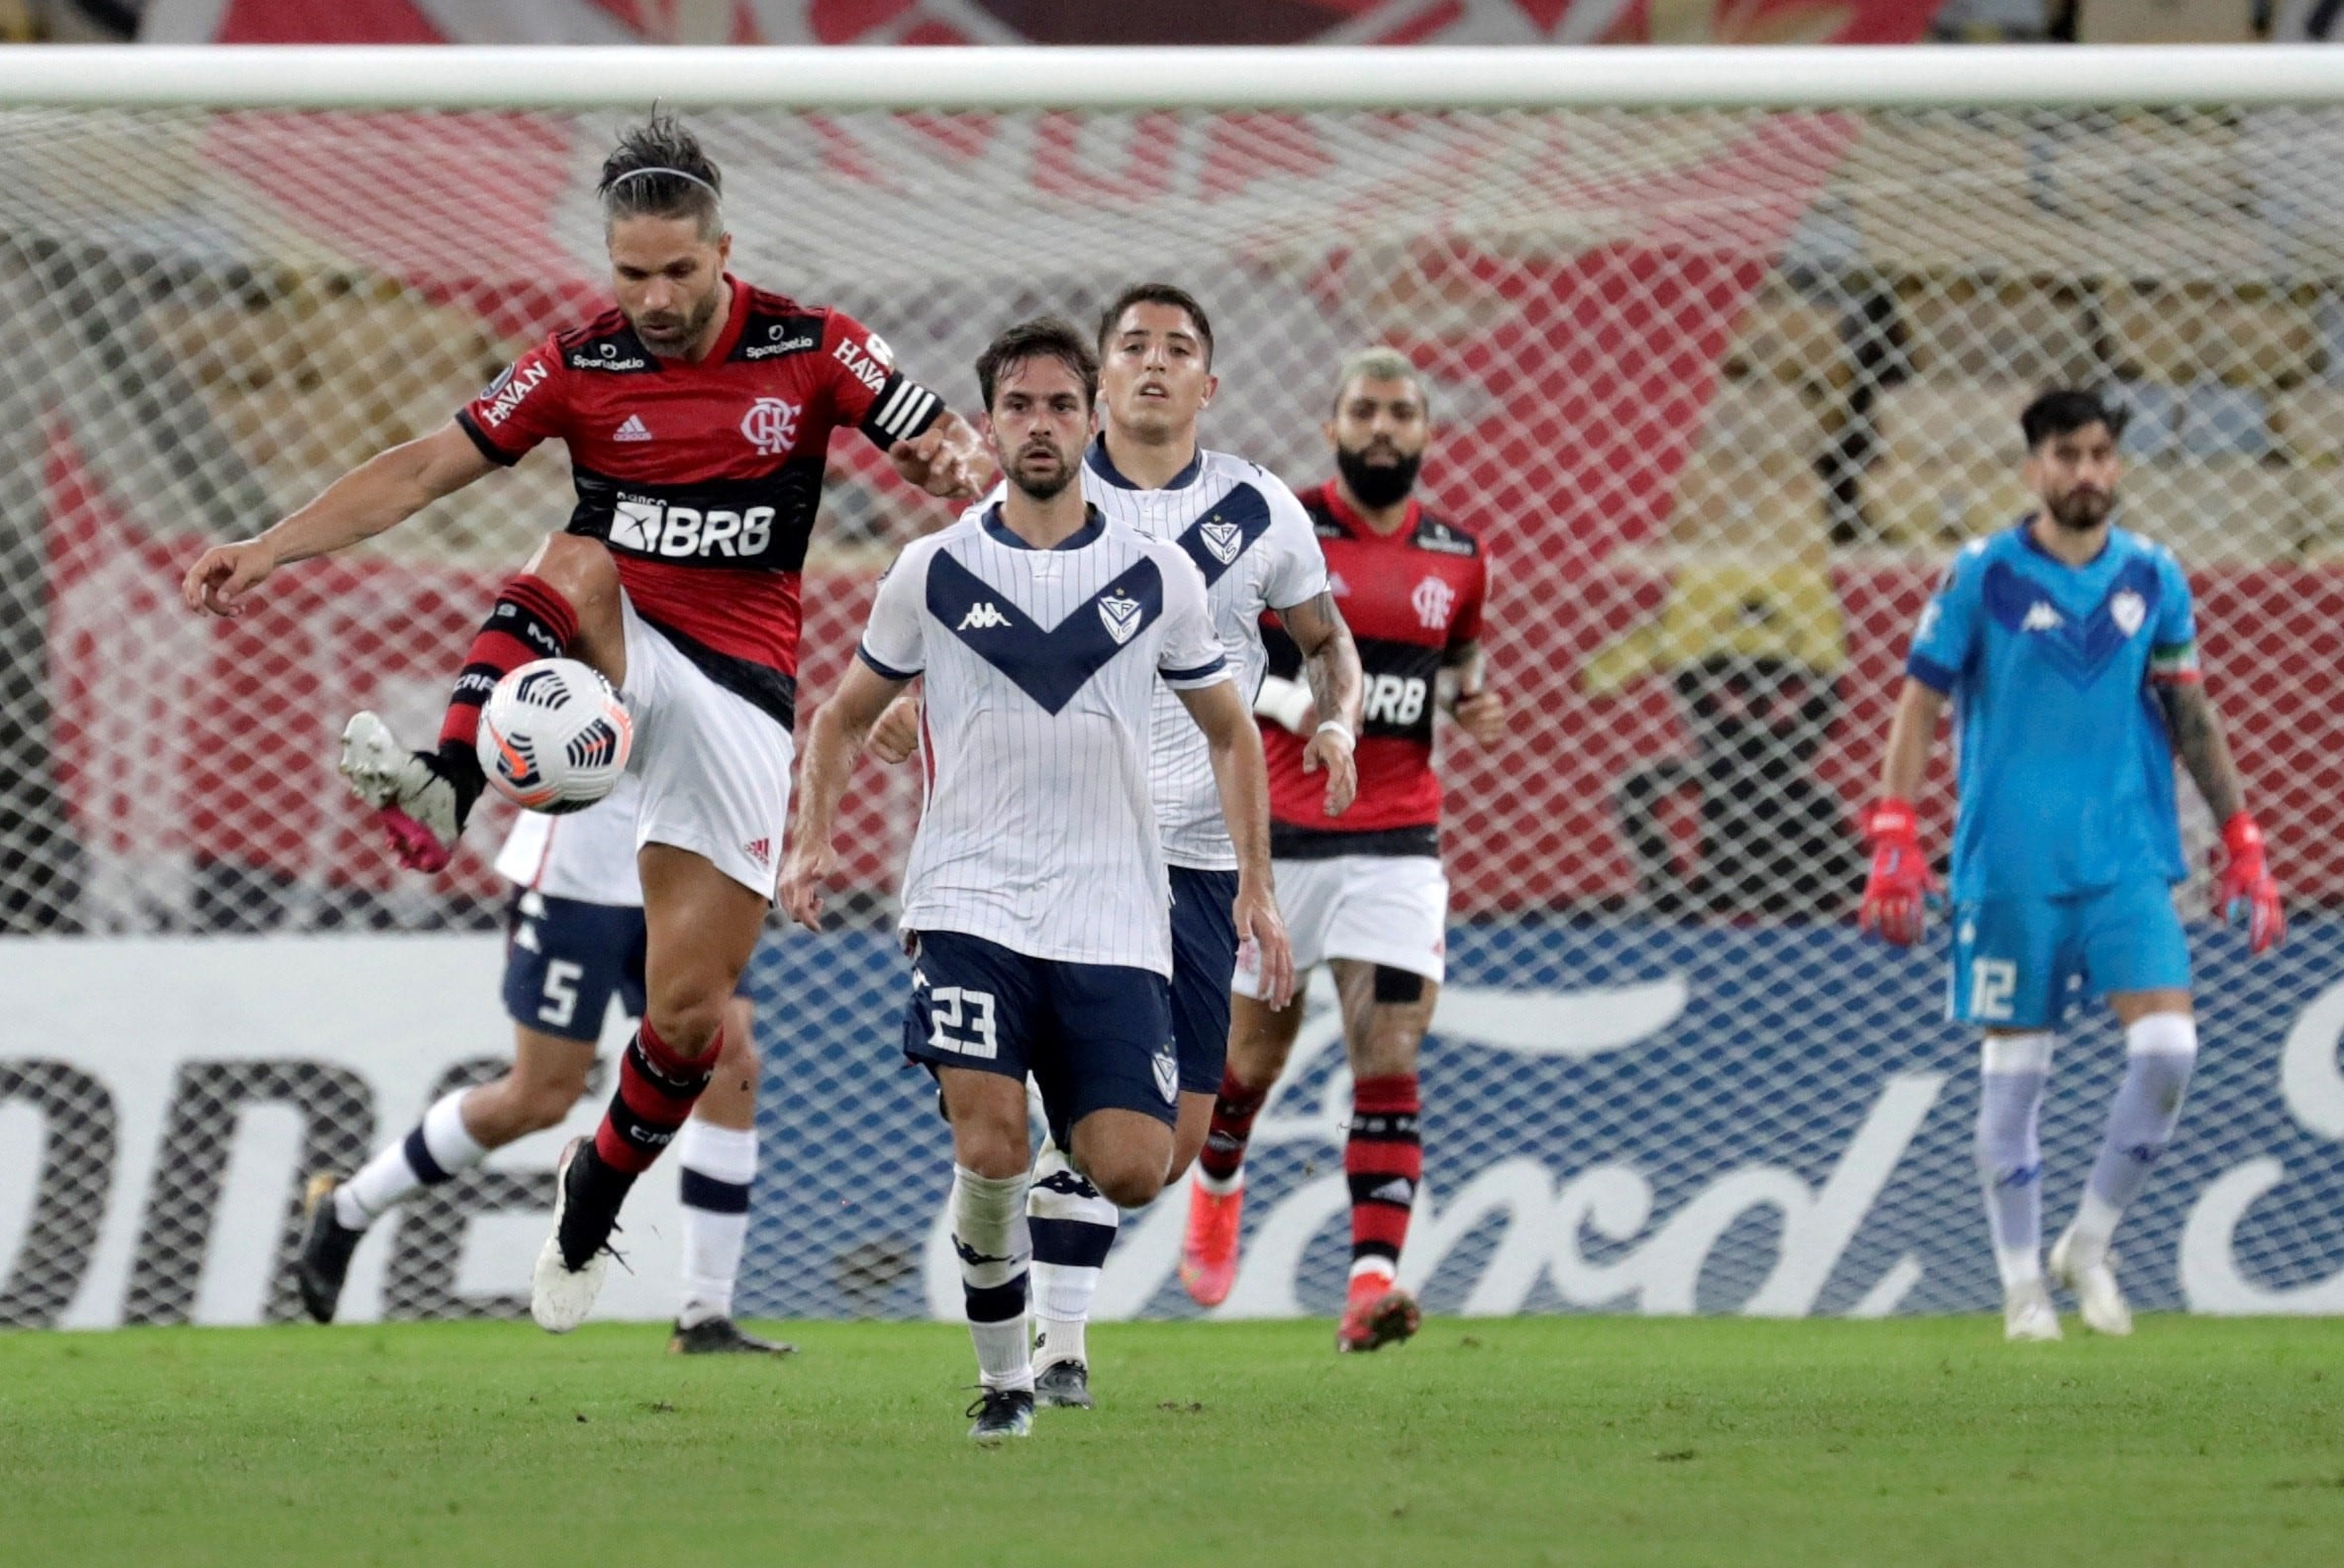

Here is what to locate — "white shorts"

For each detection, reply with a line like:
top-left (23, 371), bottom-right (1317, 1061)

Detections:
top-left (619, 594), bottom-right (793, 900)
top-left (1235, 853), bottom-right (1449, 999)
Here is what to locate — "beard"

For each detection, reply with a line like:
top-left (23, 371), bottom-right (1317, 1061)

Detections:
top-left (1336, 441), bottom-right (1423, 509)
top-left (629, 287), bottom-right (720, 354)
top-left (1008, 442), bottom-right (1078, 501)
top-left (2046, 486), bottom-right (2112, 531)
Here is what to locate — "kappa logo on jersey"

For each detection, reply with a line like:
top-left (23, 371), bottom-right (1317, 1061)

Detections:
top-left (478, 361), bottom-right (547, 427)
top-left (1982, 556), bottom-right (2163, 690)
top-left (740, 397), bottom-right (802, 457)
top-left (928, 548), bottom-right (1167, 714)
top-left (957, 602), bottom-right (1012, 632)
top-left (613, 415), bottom-right (653, 442)
top-left (611, 497), bottom-right (778, 559)
top-left (1412, 575), bottom-right (1457, 632)
top-left (1099, 591), bottom-right (1142, 644)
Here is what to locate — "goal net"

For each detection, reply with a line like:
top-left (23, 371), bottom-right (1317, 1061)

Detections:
top-left (4, 52), bottom-right (2343, 1326)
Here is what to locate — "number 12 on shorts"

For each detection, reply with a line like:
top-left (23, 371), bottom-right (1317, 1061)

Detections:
top-left (1969, 957), bottom-right (2017, 1023)
top-left (927, 985), bottom-right (999, 1060)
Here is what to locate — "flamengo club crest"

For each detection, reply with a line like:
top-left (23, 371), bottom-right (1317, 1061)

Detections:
top-left (1412, 574), bottom-right (1456, 631)
top-left (1099, 591), bottom-right (1142, 644)
top-left (740, 397), bottom-right (801, 456)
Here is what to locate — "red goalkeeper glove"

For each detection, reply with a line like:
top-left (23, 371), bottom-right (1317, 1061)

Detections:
top-left (2214, 811), bottom-right (2284, 955)
top-left (1859, 798), bottom-right (1938, 946)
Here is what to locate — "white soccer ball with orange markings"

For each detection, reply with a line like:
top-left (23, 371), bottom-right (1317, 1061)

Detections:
top-left (476, 657), bottom-right (632, 814)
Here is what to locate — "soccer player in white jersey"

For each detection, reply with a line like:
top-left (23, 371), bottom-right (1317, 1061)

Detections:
top-left (293, 772), bottom-right (786, 1353)
top-left (1864, 389), bottom-right (2284, 1340)
top-left (783, 318), bottom-right (1294, 1442)
top-left (869, 283), bottom-right (1362, 1408)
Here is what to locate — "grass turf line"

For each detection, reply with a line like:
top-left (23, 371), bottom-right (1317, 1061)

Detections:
top-left (1, 1317), bottom-right (2339, 1568)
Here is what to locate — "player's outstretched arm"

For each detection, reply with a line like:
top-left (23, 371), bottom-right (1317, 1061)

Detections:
top-left (1179, 678), bottom-right (1296, 1007)
top-left (1441, 637), bottom-right (1508, 745)
top-left (2158, 679), bottom-right (2284, 952)
top-left (1274, 588), bottom-right (1364, 819)
top-left (1860, 678), bottom-right (1947, 945)
top-left (781, 657), bottom-right (909, 931)
top-left (887, 410), bottom-right (998, 501)
top-left (180, 422), bottom-right (497, 618)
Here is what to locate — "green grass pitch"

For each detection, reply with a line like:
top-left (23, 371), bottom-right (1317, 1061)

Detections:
top-left (3, 1317), bottom-right (2339, 1567)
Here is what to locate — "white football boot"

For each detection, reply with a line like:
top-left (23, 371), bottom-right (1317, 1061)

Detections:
top-left (339, 712), bottom-right (465, 873)
top-left (531, 1137), bottom-right (612, 1333)
top-left (2002, 1278), bottom-right (2063, 1341)
top-left (2048, 1228), bottom-right (2133, 1336)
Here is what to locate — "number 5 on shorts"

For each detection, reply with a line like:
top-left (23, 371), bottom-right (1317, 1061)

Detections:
top-left (538, 959), bottom-right (584, 1029)
top-left (928, 986), bottom-right (999, 1060)
top-left (1969, 958), bottom-right (2016, 1023)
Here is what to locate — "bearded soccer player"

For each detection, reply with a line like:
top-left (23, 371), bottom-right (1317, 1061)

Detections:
top-left (867, 283), bottom-right (1361, 1407)
top-left (1863, 388), bottom-right (2283, 1341)
top-left (1179, 347), bottom-right (1503, 1351)
top-left (181, 116), bottom-right (989, 1332)
top-left (294, 772), bottom-right (786, 1354)
top-left (783, 318), bottom-right (1293, 1440)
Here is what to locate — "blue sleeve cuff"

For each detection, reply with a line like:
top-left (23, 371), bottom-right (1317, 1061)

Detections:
top-left (1163, 655), bottom-right (1227, 685)
top-left (858, 644), bottom-right (921, 682)
top-left (1905, 653), bottom-right (1957, 694)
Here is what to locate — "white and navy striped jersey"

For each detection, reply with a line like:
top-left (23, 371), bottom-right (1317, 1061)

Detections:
top-left (974, 441), bottom-right (1327, 870)
top-left (858, 505), bottom-right (1229, 975)
top-left (493, 770), bottom-right (644, 907)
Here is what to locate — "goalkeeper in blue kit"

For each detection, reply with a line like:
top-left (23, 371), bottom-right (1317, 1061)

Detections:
top-left (1859, 389), bottom-right (2284, 1341)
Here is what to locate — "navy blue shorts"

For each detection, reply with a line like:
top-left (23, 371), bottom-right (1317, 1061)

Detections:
top-left (902, 929), bottom-right (1178, 1148)
top-left (502, 889), bottom-right (646, 1043)
top-left (1169, 865), bottom-right (1239, 1096)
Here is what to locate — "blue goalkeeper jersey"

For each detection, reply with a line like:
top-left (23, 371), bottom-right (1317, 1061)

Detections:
top-left (1904, 522), bottom-right (2198, 902)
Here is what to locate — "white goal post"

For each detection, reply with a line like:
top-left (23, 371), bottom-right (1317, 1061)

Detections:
top-left (3, 46), bottom-right (2343, 1329)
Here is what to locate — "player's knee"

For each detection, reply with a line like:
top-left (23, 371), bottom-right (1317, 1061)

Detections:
top-left (644, 988), bottom-right (729, 1060)
top-left (527, 533), bottom-right (619, 607)
top-left (1088, 1160), bottom-right (1164, 1211)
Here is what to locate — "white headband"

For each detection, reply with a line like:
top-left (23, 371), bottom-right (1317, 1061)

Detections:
top-left (608, 166), bottom-right (720, 200)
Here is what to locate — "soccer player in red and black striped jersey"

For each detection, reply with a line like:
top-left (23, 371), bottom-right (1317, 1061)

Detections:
top-left (1180, 347), bottom-right (1506, 1351)
top-left (181, 116), bottom-right (989, 1332)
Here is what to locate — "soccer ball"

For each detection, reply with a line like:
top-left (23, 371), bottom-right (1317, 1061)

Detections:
top-left (476, 658), bottom-right (633, 814)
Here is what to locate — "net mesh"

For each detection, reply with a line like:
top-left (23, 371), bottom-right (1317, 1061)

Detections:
top-left (4, 100), bottom-right (2343, 1325)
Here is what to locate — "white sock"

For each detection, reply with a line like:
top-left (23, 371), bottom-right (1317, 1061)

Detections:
top-left (1027, 1138), bottom-right (1117, 1369)
top-left (952, 1165), bottom-right (1032, 1392)
top-left (676, 1120), bottom-right (757, 1328)
top-left (337, 1089), bottom-right (484, 1229)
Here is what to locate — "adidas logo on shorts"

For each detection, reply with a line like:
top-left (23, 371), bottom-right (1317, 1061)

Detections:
top-left (743, 837), bottom-right (772, 868)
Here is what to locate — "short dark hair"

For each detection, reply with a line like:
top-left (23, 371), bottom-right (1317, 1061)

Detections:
top-left (599, 114), bottom-right (724, 241)
top-left (2021, 388), bottom-right (2127, 451)
top-left (1096, 282), bottom-right (1214, 368)
top-left (976, 317), bottom-right (1099, 412)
